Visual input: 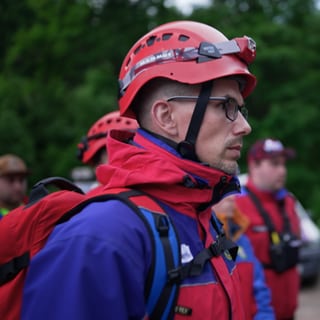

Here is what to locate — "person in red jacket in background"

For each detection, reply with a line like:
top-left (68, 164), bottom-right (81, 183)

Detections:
top-left (236, 138), bottom-right (301, 320)
top-left (213, 194), bottom-right (275, 320)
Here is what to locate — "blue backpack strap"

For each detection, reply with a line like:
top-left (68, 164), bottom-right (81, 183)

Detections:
top-left (30, 179), bottom-right (181, 318)
top-left (58, 187), bottom-right (181, 318)
top-left (137, 206), bottom-right (180, 319)
top-left (113, 190), bottom-right (180, 320)
top-left (92, 189), bottom-right (181, 320)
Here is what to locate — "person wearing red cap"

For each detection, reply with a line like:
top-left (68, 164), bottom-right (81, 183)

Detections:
top-left (235, 138), bottom-right (301, 320)
top-left (0, 154), bottom-right (29, 219)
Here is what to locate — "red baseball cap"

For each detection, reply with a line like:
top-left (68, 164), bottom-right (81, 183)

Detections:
top-left (247, 138), bottom-right (295, 162)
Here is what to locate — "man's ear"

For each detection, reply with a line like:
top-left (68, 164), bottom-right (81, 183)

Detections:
top-left (151, 100), bottom-right (178, 137)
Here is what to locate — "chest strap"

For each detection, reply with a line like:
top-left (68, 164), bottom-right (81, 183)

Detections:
top-left (168, 232), bottom-right (238, 283)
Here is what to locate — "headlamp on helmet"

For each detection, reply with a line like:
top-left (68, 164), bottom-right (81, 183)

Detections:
top-left (119, 36), bottom-right (256, 100)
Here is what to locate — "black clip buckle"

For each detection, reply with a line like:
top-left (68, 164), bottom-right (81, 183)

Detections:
top-left (208, 241), bottom-right (221, 257)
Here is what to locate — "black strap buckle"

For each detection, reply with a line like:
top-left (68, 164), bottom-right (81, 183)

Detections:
top-left (167, 266), bottom-right (183, 284)
top-left (155, 215), bottom-right (169, 237)
top-left (208, 239), bottom-right (222, 257)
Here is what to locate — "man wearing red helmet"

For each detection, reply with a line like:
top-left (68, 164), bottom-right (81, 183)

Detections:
top-left (77, 111), bottom-right (139, 168)
top-left (236, 138), bottom-right (301, 320)
top-left (76, 111), bottom-right (138, 191)
top-left (22, 21), bottom-right (257, 319)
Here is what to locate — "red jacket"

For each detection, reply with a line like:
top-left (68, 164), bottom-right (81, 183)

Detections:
top-left (235, 179), bottom-right (300, 319)
top-left (22, 129), bottom-right (247, 320)
top-left (98, 129), bottom-right (247, 319)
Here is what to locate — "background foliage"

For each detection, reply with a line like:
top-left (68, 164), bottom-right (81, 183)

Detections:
top-left (1, 0), bottom-right (319, 221)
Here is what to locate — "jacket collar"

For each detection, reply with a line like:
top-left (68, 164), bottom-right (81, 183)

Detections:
top-left (96, 129), bottom-right (241, 217)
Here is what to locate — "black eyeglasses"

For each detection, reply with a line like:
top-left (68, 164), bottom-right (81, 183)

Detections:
top-left (166, 96), bottom-right (248, 122)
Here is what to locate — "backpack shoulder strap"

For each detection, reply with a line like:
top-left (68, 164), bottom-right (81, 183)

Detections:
top-left (51, 185), bottom-right (180, 320)
top-left (94, 188), bottom-right (181, 320)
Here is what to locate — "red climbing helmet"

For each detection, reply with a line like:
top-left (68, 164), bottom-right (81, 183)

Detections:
top-left (118, 20), bottom-right (257, 118)
top-left (77, 111), bottom-right (138, 164)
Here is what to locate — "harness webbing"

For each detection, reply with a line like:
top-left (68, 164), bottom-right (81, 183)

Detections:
top-left (245, 187), bottom-right (297, 270)
top-left (245, 187), bottom-right (292, 234)
top-left (168, 232), bottom-right (238, 284)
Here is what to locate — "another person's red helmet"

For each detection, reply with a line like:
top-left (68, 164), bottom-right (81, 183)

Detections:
top-left (118, 20), bottom-right (257, 118)
top-left (77, 111), bottom-right (138, 164)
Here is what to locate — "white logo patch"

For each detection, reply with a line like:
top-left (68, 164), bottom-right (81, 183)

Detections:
top-left (181, 243), bottom-right (194, 263)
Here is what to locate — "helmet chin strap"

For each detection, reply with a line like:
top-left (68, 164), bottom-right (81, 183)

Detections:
top-left (177, 80), bottom-right (213, 161)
